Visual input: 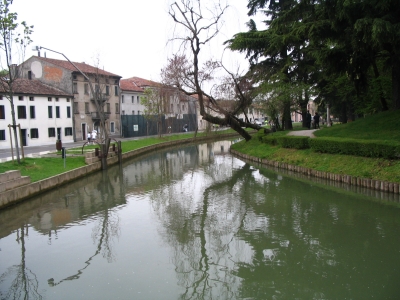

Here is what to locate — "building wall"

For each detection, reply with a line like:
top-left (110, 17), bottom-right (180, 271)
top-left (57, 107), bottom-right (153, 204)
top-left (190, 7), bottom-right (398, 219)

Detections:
top-left (120, 91), bottom-right (146, 116)
top-left (0, 95), bottom-right (73, 149)
top-left (20, 57), bottom-right (121, 142)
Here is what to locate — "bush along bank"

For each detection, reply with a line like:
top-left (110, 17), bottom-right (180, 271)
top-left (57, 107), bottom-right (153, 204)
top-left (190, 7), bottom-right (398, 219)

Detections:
top-left (257, 131), bottom-right (400, 159)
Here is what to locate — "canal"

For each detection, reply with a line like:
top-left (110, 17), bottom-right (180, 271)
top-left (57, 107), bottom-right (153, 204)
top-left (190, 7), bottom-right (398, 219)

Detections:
top-left (0, 140), bottom-right (399, 299)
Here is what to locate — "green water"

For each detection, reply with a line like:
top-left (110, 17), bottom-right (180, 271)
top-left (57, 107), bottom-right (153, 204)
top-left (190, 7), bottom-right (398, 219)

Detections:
top-left (0, 140), bottom-right (399, 299)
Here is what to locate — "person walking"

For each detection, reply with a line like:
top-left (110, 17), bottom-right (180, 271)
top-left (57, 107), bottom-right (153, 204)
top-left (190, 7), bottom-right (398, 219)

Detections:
top-left (87, 132), bottom-right (92, 144)
top-left (306, 110), bottom-right (312, 129)
top-left (314, 112), bottom-right (320, 129)
top-left (91, 130), bottom-right (97, 143)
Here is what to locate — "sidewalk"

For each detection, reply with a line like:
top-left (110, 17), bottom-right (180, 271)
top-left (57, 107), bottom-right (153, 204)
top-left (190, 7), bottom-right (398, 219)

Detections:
top-left (287, 129), bottom-right (318, 138)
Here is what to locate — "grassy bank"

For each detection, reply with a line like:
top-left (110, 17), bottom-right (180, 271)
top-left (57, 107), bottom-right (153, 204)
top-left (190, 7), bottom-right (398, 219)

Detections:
top-left (232, 110), bottom-right (400, 183)
top-left (0, 129), bottom-right (237, 182)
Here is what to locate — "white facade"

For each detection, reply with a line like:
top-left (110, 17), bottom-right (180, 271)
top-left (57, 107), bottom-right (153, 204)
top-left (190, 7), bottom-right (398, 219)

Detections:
top-left (120, 91), bottom-right (145, 116)
top-left (0, 94), bottom-right (73, 149)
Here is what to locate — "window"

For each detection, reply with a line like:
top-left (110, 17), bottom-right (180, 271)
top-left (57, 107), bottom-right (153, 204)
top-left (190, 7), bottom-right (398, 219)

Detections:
top-left (132, 110), bottom-right (134, 115)
top-left (67, 106), bottom-right (71, 118)
top-left (73, 82), bottom-right (78, 94)
top-left (73, 74), bottom-right (77, 80)
top-left (138, 110), bottom-right (140, 115)
top-left (48, 106), bottom-right (53, 118)
top-left (30, 106), bottom-right (35, 119)
top-left (67, 98), bottom-right (70, 102)
top-left (0, 130), bottom-right (5, 141)
top-left (121, 95), bottom-right (124, 103)
top-left (17, 106), bottom-right (26, 119)
top-left (56, 106), bottom-right (60, 118)
top-left (30, 128), bottom-right (39, 139)
top-left (84, 83), bottom-right (89, 94)
top-left (122, 110), bottom-right (125, 115)
top-left (114, 86), bottom-right (118, 96)
top-left (132, 96), bottom-right (134, 103)
top-left (137, 96), bottom-right (139, 103)
top-left (48, 97), bottom-right (52, 102)
top-left (19, 96), bottom-right (23, 101)
top-left (95, 85), bottom-right (100, 93)
top-left (73, 102), bottom-right (79, 114)
top-left (110, 122), bottom-right (115, 133)
top-left (29, 96), bottom-right (34, 101)
top-left (106, 103), bottom-right (110, 113)
top-left (85, 102), bottom-right (89, 114)
top-left (0, 105), bottom-right (4, 119)
top-left (0, 96), bottom-right (3, 100)
top-left (55, 98), bottom-right (59, 102)
top-left (182, 104), bottom-right (185, 111)
top-left (28, 71), bottom-right (32, 79)
top-left (48, 127), bottom-right (56, 137)
top-left (106, 86), bottom-right (110, 96)
top-left (64, 127), bottom-right (73, 136)
top-left (115, 103), bottom-right (119, 114)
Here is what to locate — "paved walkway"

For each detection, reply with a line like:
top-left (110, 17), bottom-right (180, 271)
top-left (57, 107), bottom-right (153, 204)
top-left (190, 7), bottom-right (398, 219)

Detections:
top-left (287, 129), bottom-right (318, 138)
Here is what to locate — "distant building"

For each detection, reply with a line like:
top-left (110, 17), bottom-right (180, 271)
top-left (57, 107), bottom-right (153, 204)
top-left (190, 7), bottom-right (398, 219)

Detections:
top-left (120, 76), bottom-right (197, 137)
top-left (0, 78), bottom-right (73, 149)
top-left (19, 56), bottom-right (122, 142)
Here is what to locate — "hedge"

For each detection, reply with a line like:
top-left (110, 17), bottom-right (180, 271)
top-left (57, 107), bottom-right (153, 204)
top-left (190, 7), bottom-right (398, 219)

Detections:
top-left (258, 133), bottom-right (400, 159)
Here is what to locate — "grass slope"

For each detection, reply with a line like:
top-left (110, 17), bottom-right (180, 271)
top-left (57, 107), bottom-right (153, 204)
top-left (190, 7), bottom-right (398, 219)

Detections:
top-left (232, 110), bottom-right (400, 183)
top-left (314, 110), bottom-right (400, 141)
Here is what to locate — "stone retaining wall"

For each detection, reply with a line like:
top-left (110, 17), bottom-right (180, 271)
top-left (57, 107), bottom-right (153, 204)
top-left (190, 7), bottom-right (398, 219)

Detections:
top-left (230, 149), bottom-right (400, 194)
top-left (0, 133), bottom-right (239, 209)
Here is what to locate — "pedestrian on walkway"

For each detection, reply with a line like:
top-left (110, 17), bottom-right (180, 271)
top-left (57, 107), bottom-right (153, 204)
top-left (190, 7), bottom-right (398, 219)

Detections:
top-left (87, 132), bottom-right (92, 144)
top-left (314, 112), bottom-right (320, 129)
top-left (306, 110), bottom-right (312, 129)
top-left (92, 130), bottom-right (97, 143)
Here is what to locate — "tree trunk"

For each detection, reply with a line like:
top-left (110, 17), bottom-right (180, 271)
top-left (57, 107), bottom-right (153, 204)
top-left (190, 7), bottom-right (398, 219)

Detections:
top-left (393, 58), bottom-right (400, 110)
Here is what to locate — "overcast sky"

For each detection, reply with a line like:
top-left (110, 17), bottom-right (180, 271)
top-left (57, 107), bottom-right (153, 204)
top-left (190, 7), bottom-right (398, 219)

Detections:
top-left (12, 0), bottom-right (260, 82)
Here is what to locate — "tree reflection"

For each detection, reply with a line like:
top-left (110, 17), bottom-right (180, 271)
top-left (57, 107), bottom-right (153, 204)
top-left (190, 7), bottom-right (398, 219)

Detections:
top-left (146, 146), bottom-right (399, 299)
top-left (48, 167), bottom-right (123, 286)
top-left (0, 225), bottom-right (42, 300)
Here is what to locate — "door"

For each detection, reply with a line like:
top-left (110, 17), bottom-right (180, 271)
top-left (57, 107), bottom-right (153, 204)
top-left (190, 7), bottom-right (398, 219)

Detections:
top-left (82, 123), bottom-right (86, 140)
top-left (21, 129), bottom-right (27, 146)
top-left (57, 128), bottom-right (62, 141)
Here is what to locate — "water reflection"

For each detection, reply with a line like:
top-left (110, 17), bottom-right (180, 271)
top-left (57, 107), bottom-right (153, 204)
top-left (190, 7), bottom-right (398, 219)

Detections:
top-left (1, 140), bottom-right (400, 299)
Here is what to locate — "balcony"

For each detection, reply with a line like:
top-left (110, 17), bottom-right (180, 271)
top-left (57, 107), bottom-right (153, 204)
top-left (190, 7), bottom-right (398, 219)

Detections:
top-left (90, 92), bottom-right (110, 102)
top-left (91, 112), bottom-right (110, 121)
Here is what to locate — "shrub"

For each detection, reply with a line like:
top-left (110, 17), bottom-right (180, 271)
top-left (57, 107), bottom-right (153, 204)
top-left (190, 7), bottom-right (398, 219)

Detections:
top-left (309, 138), bottom-right (400, 159)
top-left (277, 136), bottom-right (310, 149)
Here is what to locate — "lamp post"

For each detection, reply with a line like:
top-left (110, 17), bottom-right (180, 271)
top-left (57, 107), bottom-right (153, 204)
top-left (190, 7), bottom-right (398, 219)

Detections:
top-left (33, 46), bottom-right (109, 169)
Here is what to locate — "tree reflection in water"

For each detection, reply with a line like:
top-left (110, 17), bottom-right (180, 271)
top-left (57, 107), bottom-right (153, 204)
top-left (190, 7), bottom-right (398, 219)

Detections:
top-left (48, 168), bottom-right (123, 287)
top-left (0, 225), bottom-right (42, 300)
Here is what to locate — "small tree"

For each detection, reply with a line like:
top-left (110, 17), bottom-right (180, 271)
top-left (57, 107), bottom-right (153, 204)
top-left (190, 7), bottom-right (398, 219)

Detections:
top-left (0, 0), bottom-right (33, 163)
top-left (141, 87), bottom-right (164, 137)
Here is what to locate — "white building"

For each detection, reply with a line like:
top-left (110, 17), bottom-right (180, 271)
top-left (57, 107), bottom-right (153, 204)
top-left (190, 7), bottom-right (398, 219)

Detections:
top-left (0, 78), bottom-right (74, 149)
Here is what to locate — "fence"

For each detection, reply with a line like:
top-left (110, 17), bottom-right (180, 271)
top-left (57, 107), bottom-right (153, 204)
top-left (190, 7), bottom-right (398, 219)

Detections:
top-left (121, 114), bottom-right (197, 138)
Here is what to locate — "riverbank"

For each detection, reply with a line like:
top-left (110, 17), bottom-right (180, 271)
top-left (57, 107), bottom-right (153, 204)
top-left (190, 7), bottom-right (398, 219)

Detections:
top-left (230, 136), bottom-right (400, 190)
top-left (0, 132), bottom-right (241, 209)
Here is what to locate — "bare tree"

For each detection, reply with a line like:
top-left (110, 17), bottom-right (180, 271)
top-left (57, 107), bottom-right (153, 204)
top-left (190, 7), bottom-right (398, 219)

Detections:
top-left (164, 0), bottom-right (265, 141)
top-left (0, 0), bottom-right (33, 163)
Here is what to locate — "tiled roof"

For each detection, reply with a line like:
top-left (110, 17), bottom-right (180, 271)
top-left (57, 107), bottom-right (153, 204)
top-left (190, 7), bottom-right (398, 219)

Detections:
top-left (119, 79), bottom-right (144, 92)
top-left (0, 78), bottom-right (73, 97)
top-left (33, 56), bottom-right (121, 78)
top-left (120, 76), bottom-right (160, 92)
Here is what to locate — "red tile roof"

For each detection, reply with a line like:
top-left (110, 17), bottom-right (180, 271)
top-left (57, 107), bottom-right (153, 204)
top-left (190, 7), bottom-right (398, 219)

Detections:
top-left (33, 56), bottom-right (121, 78)
top-left (120, 76), bottom-right (160, 92)
top-left (0, 78), bottom-right (73, 97)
